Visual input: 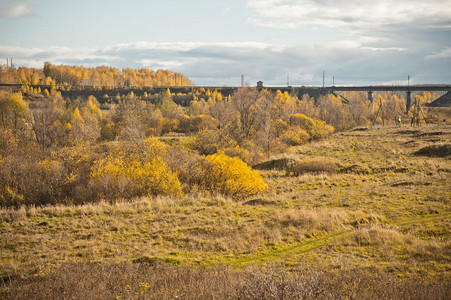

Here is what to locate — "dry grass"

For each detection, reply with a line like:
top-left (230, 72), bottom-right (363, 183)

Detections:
top-left (1, 124), bottom-right (450, 297)
top-left (0, 196), bottom-right (382, 281)
top-left (286, 157), bottom-right (338, 176)
top-left (414, 143), bottom-right (451, 157)
top-left (2, 263), bottom-right (449, 300)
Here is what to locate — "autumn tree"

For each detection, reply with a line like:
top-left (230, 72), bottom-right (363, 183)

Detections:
top-left (31, 96), bottom-right (67, 151)
top-left (231, 87), bottom-right (260, 140)
top-left (346, 92), bottom-right (372, 126)
top-left (0, 92), bottom-right (33, 140)
top-left (253, 89), bottom-right (282, 158)
top-left (317, 94), bottom-right (351, 131)
top-left (112, 95), bottom-right (156, 141)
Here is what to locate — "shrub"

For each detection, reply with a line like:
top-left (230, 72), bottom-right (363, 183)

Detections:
top-left (4, 263), bottom-right (450, 300)
top-left (190, 130), bottom-right (220, 155)
top-left (414, 144), bottom-right (451, 158)
top-left (281, 128), bottom-right (310, 146)
top-left (204, 151), bottom-right (267, 199)
top-left (253, 157), bottom-right (298, 171)
top-left (90, 138), bottom-right (182, 200)
top-left (286, 113), bottom-right (334, 144)
top-left (220, 145), bottom-right (252, 164)
top-left (286, 157), bottom-right (338, 176)
top-left (0, 155), bottom-right (69, 207)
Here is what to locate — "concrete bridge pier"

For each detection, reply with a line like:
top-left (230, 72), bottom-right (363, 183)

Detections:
top-left (406, 90), bottom-right (411, 112)
top-left (368, 90), bottom-right (373, 106)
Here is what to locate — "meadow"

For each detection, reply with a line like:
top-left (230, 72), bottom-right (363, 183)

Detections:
top-left (1, 122), bottom-right (450, 299)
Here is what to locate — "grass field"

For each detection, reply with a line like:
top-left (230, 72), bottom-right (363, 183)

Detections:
top-left (1, 123), bottom-right (450, 298)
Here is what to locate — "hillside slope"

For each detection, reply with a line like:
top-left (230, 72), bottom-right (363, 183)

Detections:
top-left (1, 124), bottom-right (450, 298)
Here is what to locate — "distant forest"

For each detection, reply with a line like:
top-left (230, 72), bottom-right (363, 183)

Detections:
top-left (0, 62), bottom-right (193, 87)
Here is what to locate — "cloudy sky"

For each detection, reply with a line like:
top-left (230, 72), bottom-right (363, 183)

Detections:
top-left (1, 0), bottom-right (450, 86)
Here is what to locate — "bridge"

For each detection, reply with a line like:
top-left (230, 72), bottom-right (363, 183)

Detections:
top-left (256, 84), bottom-right (451, 110)
top-left (1, 83), bottom-right (450, 110)
top-left (327, 85), bottom-right (451, 110)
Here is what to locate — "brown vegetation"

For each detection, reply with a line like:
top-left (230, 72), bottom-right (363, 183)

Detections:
top-left (286, 157), bottom-right (338, 176)
top-left (2, 263), bottom-right (449, 300)
top-left (414, 143), bottom-right (451, 157)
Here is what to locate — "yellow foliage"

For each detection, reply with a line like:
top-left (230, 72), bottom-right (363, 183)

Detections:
top-left (87, 97), bottom-right (102, 118)
top-left (71, 107), bottom-right (83, 125)
top-left (212, 89), bottom-right (222, 101)
top-left (189, 114), bottom-right (218, 132)
top-left (10, 92), bottom-right (27, 111)
top-left (160, 117), bottom-right (179, 134)
top-left (90, 145), bottom-right (182, 199)
top-left (289, 113), bottom-right (334, 140)
top-left (205, 151), bottom-right (267, 199)
top-left (1, 185), bottom-right (25, 207)
top-left (221, 145), bottom-right (252, 164)
top-left (139, 137), bottom-right (167, 158)
top-left (275, 90), bottom-right (291, 105)
top-left (282, 128), bottom-right (310, 146)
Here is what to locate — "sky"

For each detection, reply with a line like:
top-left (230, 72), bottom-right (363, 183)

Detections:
top-left (0, 0), bottom-right (451, 86)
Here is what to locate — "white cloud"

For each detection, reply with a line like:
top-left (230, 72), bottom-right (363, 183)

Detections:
top-left (426, 48), bottom-right (451, 60)
top-left (1, 1), bottom-right (32, 18)
top-left (246, 0), bottom-right (451, 29)
top-left (0, 41), bottom-right (449, 85)
top-left (139, 59), bottom-right (184, 69)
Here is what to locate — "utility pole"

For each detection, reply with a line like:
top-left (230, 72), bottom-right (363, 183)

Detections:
top-left (333, 76), bottom-right (335, 86)
top-left (322, 70), bottom-right (325, 88)
top-left (287, 73), bottom-right (289, 87)
top-left (241, 74), bottom-right (244, 87)
top-left (406, 75), bottom-right (411, 112)
top-left (6, 58), bottom-right (8, 68)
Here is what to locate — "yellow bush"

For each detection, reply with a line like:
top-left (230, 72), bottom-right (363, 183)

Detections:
top-left (90, 148), bottom-right (182, 199)
top-left (205, 151), bottom-right (267, 199)
top-left (289, 113), bottom-right (334, 140)
top-left (281, 128), bottom-right (310, 146)
top-left (310, 119), bottom-right (334, 139)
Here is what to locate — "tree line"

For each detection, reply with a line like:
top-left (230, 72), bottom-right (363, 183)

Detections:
top-left (0, 62), bottom-right (193, 87)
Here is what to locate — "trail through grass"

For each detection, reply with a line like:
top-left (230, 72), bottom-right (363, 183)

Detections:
top-left (230, 212), bottom-right (451, 267)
